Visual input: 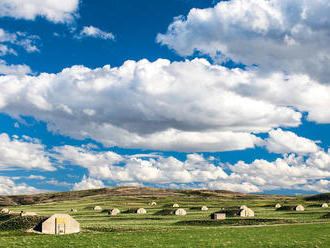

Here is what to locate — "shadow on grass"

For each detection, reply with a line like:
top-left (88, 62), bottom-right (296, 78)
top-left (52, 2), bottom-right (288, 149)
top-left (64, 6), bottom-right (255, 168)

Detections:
top-left (323, 212), bottom-right (330, 218)
top-left (175, 218), bottom-right (298, 226)
top-left (286, 212), bottom-right (322, 215)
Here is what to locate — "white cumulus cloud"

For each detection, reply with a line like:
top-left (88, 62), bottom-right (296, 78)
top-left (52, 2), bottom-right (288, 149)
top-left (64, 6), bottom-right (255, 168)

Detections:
top-left (0, 28), bottom-right (39, 55)
top-left (72, 175), bottom-right (105, 191)
top-left (0, 58), bottom-right (308, 152)
top-left (157, 0), bottom-right (330, 83)
top-left (0, 60), bottom-right (31, 75)
top-left (54, 146), bottom-right (228, 184)
top-left (0, 176), bottom-right (44, 195)
top-left (265, 128), bottom-right (320, 154)
top-left (228, 151), bottom-right (330, 192)
top-left (53, 144), bottom-right (330, 193)
top-left (27, 175), bottom-right (46, 180)
top-left (0, 133), bottom-right (54, 171)
top-left (0, 0), bottom-right (79, 23)
top-left (77, 26), bottom-right (115, 40)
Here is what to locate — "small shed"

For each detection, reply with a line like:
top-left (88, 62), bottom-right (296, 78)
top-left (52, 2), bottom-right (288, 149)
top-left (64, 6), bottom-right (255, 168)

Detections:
top-left (321, 203), bottom-right (328, 208)
top-left (93, 206), bottom-right (102, 211)
top-left (175, 208), bottom-right (187, 216)
top-left (201, 206), bottom-right (208, 211)
top-left (136, 208), bottom-right (147, 214)
top-left (212, 213), bottom-right (226, 220)
top-left (240, 208), bottom-right (254, 217)
top-left (109, 208), bottom-right (120, 216)
top-left (173, 203), bottom-right (179, 208)
top-left (41, 214), bottom-right (80, 235)
top-left (295, 205), bottom-right (304, 211)
top-left (275, 203), bottom-right (281, 208)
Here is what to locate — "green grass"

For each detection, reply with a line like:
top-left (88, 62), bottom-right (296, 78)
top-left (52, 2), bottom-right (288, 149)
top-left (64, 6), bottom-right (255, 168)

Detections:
top-left (0, 189), bottom-right (329, 247)
top-left (0, 223), bottom-right (329, 248)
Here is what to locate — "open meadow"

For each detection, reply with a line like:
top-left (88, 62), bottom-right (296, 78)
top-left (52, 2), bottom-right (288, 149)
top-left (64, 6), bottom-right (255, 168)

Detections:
top-left (0, 187), bottom-right (329, 248)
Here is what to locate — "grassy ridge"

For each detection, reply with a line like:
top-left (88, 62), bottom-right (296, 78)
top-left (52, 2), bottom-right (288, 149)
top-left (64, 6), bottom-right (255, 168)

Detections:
top-left (0, 215), bottom-right (46, 231)
top-left (0, 186), bottom-right (294, 206)
top-left (0, 187), bottom-right (329, 247)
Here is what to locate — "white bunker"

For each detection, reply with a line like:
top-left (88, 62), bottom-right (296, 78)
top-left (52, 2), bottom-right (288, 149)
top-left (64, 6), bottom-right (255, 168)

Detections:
top-left (93, 206), bottom-right (102, 211)
top-left (136, 208), bottom-right (147, 214)
top-left (1, 208), bottom-right (9, 214)
top-left (109, 208), bottom-right (120, 216)
top-left (321, 203), bottom-right (328, 208)
top-left (275, 203), bottom-right (281, 208)
top-left (41, 214), bottom-right (80, 235)
top-left (173, 203), bottom-right (179, 208)
top-left (240, 208), bottom-right (254, 217)
top-left (295, 205), bottom-right (304, 211)
top-left (175, 208), bottom-right (187, 216)
top-left (201, 206), bottom-right (208, 211)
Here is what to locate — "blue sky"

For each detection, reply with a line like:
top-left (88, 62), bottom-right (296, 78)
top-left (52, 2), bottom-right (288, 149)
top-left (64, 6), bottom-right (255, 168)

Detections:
top-left (0, 0), bottom-right (329, 195)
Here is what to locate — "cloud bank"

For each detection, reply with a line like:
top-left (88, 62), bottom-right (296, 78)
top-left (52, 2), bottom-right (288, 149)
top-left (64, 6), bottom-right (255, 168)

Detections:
top-left (158, 0), bottom-right (330, 83)
top-left (0, 129), bottom-right (328, 194)
top-left (0, 58), bottom-right (317, 152)
top-left (53, 145), bottom-right (330, 193)
top-left (0, 176), bottom-right (44, 195)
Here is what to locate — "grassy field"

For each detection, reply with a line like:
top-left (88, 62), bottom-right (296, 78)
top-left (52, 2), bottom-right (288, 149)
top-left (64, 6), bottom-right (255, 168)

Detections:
top-left (0, 187), bottom-right (329, 247)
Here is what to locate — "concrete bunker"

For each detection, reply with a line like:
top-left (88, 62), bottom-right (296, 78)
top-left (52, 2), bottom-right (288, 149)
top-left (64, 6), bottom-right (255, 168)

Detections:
top-left (275, 203), bottom-right (281, 208)
top-left (240, 208), bottom-right (254, 217)
top-left (175, 208), bottom-right (187, 216)
top-left (295, 205), bottom-right (304, 211)
top-left (136, 208), bottom-right (147, 214)
top-left (109, 208), bottom-right (120, 216)
top-left (321, 203), bottom-right (328, 208)
top-left (1, 208), bottom-right (9, 214)
top-left (41, 214), bottom-right (80, 235)
top-left (211, 213), bottom-right (226, 220)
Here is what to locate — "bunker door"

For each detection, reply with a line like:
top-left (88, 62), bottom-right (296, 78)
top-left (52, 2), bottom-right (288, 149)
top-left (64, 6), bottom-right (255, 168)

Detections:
top-left (55, 217), bottom-right (67, 234)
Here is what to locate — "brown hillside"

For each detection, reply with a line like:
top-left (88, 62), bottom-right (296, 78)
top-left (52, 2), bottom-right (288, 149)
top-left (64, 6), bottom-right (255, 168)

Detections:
top-left (0, 187), bottom-right (292, 206)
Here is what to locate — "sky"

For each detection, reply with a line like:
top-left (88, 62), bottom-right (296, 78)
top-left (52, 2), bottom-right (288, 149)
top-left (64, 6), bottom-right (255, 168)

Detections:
top-left (0, 0), bottom-right (329, 195)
